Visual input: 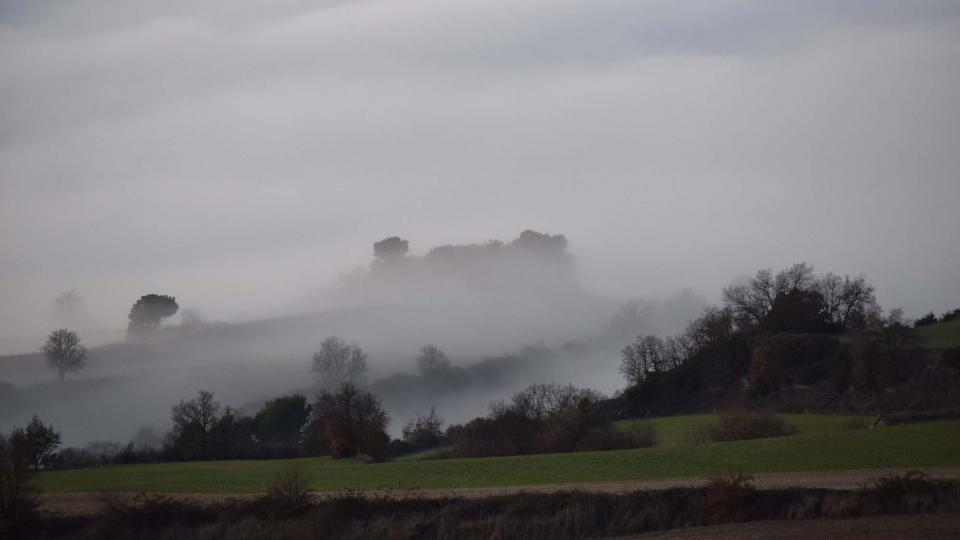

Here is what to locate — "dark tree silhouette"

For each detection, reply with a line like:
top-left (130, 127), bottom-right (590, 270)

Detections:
top-left (722, 263), bottom-right (815, 329)
top-left (303, 383), bottom-right (389, 461)
top-left (0, 427), bottom-right (39, 531)
top-left (512, 229), bottom-right (568, 254)
top-left (41, 328), bottom-right (87, 380)
top-left (373, 236), bottom-right (409, 261)
top-left (168, 390), bottom-right (238, 460)
top-left (762, 290), bottom-right (829, 334)
top-left (254, 394), bottom-right (311, 450)
top-left (127, 294), bottom-right (178, 336)
top-left (22, 416), bottom-right (60, 470)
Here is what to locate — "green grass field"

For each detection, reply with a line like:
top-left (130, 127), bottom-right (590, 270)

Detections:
top-left (38, 415), bottom-right (960, 494)
top-left (915, 319), bottom-right (960, 349)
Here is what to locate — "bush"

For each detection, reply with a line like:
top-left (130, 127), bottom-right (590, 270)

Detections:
top-left (700, 474), bottom-right (756, 524)
top-left (710, 411), bottom-right (798, 442)
top-left (261, 462), bottom-right (314, 515)
top-left (402, 408), bottom-right (444, 450)
top-left (864, 471), bottom-right (955, 515)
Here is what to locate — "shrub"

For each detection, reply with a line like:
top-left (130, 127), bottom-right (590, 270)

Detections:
top-left (710, 411), bottom-right (798, 442)
top-left (402, 408), bottom-right (444, 450)
top-left (700, 474), bottom-right (756, 524)
top-left (261, 462), bottom-right (314, 515)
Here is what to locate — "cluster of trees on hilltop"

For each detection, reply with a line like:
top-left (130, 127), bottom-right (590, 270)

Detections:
top-left (721, 263), bottom-right (878, 334)
top-left (615, 263), bottom-right (960, 416)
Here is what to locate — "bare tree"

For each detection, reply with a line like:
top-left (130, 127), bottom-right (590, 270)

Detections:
top-left (509, 383), bottom-right (601, 421)
top-left (169, 390), bottom-right (229, 460)
top-left (683, 306), bottom-right (735, 352)
top-left (619, 335), bottom-right (667, 384)
top-left (42, 329), bottom-right (87, 381)
top-left (312, 336), bottom-right (368, 390)
top-left (722, 263), bottom-right (816, 328)
top-left (815, 273), bottom-right (877, 330)
top-left (663, 335), bottom-right (693, 369)
top-left (870, 308), bottom-right (919, 357)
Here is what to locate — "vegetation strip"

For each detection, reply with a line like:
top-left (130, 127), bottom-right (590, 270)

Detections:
top-left (39, 418), bottom-right (960, 493)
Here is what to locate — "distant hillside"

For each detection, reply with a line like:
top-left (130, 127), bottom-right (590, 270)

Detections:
top-left (915, 320), bottom-right (960, 349)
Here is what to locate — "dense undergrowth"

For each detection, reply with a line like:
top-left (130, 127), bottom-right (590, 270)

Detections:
top-left (17, 472), bottom-right (960, 540)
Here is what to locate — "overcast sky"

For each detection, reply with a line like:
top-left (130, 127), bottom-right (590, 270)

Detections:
top-left (1, 0), bottom-right (959, 342)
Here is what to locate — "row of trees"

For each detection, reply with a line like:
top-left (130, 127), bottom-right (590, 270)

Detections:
top-left (445, 383), bottom-right (648, 458)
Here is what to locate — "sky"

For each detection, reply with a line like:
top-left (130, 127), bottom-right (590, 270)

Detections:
top-left (2, 0), bottom-right (959, 344)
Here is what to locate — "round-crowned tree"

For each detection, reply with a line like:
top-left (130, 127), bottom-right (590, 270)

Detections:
top-left (127, 294), bottom-right (179, 337)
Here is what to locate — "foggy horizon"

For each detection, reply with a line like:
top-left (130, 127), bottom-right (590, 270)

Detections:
top-left (2, 0), bottom-right (959, 347)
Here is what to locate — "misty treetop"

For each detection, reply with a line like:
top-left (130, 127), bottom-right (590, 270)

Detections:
top-left (329, 230), bottom-right (581, 312)
top-left (372, 236), bottom-right (409, 262)
top-left (312, 336), bottom-right (368, 390)
top-left (127, 294), bottom-right (179, 336)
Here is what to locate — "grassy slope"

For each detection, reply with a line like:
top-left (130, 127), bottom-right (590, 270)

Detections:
top-left (915, 319), bottom-right (960, 349)
top-left (38, 415), bottom-right (960, 494)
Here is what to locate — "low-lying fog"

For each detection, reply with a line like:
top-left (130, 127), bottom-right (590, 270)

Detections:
top-left (0, 230), bottom-right (706, 445)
